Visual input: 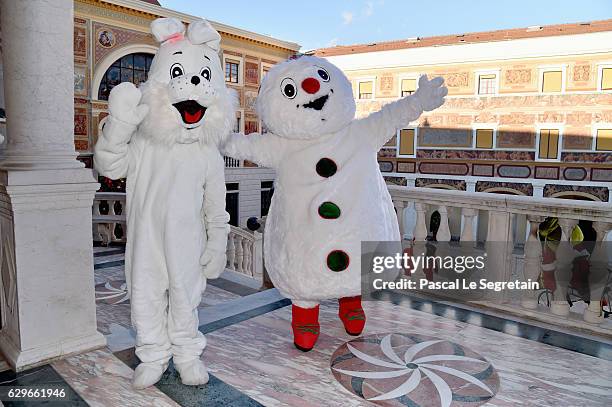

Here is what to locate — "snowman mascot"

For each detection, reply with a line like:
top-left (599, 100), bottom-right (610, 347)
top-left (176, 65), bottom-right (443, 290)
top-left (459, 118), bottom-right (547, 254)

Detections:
top-left (95, 18), bottom-right (235, 388)
top-left (223, 55), bottom-right (447, 351)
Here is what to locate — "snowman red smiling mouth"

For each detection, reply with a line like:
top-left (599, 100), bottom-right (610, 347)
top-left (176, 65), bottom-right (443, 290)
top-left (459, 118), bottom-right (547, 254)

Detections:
top-left (173, 99), bottom-right (207, 125)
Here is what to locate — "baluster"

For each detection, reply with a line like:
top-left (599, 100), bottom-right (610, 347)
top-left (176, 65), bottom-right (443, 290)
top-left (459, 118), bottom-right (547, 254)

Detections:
top-left (460, 208), bottom-right (477, 242)
top-left (485, 211), bottom-right (513, 298)
top-left (410, 203), bottom-right (429, 280)
top-left (93, 200), bottom-right (101, 216)
top-left (235, 235), bottom-right (244, 273)
top-left (436, 205), bottom-right (451, 242)
top-left (414, 203), bottom-right (428, 242)
top-left (252, 232), bottom-right (264, 282)
top-left (521, 215), bottom-right (545, 309)
top-left (227, 234), bottom-right (236, 270)
top-left (243, 239), bottom-right (252, 276)
top-left (549, 218), bottom-right (578, 316)
top-left (583, 222), bottom-right (611, 323)
top-left (393, 199), bottom-right (406, 241)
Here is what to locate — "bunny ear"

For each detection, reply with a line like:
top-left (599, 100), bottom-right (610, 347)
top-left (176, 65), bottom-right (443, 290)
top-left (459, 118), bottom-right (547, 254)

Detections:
top-left (150, 17), bottom-right (185, 43)
top-left (187, 19), bottom-right (221, 52)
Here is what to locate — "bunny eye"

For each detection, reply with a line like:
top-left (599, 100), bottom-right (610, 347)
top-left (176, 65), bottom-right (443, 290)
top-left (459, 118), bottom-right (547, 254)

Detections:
top-left (201, 67), bottom-right (211, 81)
top-left (170, 63), bottom-right (184, 79)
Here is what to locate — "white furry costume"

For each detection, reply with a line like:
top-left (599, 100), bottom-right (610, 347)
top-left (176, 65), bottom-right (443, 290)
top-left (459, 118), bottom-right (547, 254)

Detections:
top-left (224, 56), bottom-right (446, 308)
top-left (95, 18), bottom-right (234, 388)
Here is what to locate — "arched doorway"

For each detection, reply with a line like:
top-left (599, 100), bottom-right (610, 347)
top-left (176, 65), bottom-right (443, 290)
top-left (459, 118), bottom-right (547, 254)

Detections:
top-left (97, 52), bottom-right (155, 100)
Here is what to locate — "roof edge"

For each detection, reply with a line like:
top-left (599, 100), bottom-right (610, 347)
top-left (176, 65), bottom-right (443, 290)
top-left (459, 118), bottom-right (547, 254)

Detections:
top-left (312, 19), bottom-right (612, 57)
top-left (101, 0), bottom-right (301, 51)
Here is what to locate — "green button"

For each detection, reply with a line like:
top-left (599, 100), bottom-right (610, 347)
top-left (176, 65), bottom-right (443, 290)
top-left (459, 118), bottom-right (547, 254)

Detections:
top-left (318, 202), bottom-right (341, 219)
top-left (327, 250), bottom-right (349, 272)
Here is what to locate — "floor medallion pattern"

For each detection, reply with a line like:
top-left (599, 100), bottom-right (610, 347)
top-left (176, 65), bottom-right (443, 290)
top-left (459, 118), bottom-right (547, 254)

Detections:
top-left (330, 333), bottom-right (499, 406)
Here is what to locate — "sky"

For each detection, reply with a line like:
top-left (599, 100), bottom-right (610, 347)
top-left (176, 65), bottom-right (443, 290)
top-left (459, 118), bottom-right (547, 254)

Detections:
top-left (159, 0), bottom-right (611, 51)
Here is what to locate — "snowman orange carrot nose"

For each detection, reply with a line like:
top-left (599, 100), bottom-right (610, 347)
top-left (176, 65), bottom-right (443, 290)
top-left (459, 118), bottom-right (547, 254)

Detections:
top-left (301, 77), bottom-right (320, 94)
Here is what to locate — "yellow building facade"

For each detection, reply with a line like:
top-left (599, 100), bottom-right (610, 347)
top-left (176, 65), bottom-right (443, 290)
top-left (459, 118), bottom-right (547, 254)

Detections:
top-left (315, 20), bottom-right (612, 201)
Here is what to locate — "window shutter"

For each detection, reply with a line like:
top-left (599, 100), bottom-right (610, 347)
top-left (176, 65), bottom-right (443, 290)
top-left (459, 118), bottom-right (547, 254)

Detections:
top-left (539, 130), bottom-right (550, 159)
top-left (475, 129), bottom-right (494, 149)
top-left (542, 71), bottom-right (562, 92)
top-left (596, 129), bottom-right (612, 151)
top-left (359, 81), bottom-right (373, 94)
top-left (401, 78), bottom-right (416, 93)
top-left (602, 68), bottom-right (612, 91)
top-left (399, 129), bottom-right (415, 156)
top-left (547, 129), bottom-right (559, 159)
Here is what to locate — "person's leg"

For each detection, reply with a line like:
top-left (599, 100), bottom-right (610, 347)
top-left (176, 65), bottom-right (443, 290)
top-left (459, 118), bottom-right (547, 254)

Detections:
top-left (338, 295), bottom-right (366, 336)
top-left (291, 299), bottom-right (320, 351)
top-left (130, 257), bottom-right (172, 389)
top-left (166, 242), bottom-right (208, 385)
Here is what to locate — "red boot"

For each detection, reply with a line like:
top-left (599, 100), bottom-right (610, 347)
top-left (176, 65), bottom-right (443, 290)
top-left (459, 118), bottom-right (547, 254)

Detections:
top-left (291, 304), bottom-right (320, 352)
top-left (339, 296), bottom-right (366, 336)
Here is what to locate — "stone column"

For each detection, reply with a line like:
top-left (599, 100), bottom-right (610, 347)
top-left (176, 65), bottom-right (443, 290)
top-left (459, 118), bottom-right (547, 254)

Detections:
top-left (0, 0), bottom-right (105, 371)
top-left (532, 181), bottom-right (545, 198)
top-left (485, 211), bottom-right (513, 300)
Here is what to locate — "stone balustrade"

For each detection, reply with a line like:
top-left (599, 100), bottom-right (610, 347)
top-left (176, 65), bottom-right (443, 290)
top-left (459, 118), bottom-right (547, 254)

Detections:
top-left (91, 192), bottom-right (264, 282)
top-left (224, 156), bottom-right (241, 168)
top-left (389, 185), bottom-right (612, 334)
top-left (93, 192), bottom-right (126, 245)
top-left (226, 225), bottom-right (264, 281)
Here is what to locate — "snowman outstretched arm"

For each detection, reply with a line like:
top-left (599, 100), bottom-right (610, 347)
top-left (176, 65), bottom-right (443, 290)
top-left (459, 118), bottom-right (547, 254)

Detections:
top-left (221, 132), bottom-right (287, 169)
top-left (94, 83), bottom-right (149, 179)
top-left (350, 75), bottom-right (447, 151)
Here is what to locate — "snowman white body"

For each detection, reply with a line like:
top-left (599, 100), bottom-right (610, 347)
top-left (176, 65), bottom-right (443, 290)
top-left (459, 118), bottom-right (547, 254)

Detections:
top-left (261, 124), bottom-right (399, 304)
top-left (224, 56), bottom-right (447, 307)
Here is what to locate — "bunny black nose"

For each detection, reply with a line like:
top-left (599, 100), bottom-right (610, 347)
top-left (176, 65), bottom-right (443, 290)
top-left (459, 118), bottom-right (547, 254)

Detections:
top-left (191, 75), bottom-right (200, 85)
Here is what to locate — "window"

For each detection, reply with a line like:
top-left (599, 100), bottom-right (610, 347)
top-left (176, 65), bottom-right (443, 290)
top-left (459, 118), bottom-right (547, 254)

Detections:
top-left (600, 67), bottom-right (612, 91)
top-left (397, 128), bottom-right (416, 157)
top-left (541, 70), bottom-right (563, 93)
top-left (595, 128), bottom-right (612, 151)
top-left (401, 78), bottom-right (417, 96)
top-left (475, 129), bottom-right (494, 149)
top-left (538, 129), bottom-right (560, 160)
top-left (233, 116), bottom-right (241, 133)
top-left (261, 181), bottom-right (274, 216)
top-left (358, 81), bottom-right (373, 99)
top-left (98, 53), bottom-right (154, 100)
top-left (261, 63), bottom-right (272, 81)
top-left (225, 60), bottom-right (239, 83)
top-left (477, 74), bottom-right (497, 95)
top-left (225, 183), bottom-right (239, 226)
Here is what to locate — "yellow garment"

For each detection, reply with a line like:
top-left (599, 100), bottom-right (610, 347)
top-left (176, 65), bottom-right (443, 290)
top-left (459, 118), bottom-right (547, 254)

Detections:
top-left (539, 218), bottom-right (583, 243)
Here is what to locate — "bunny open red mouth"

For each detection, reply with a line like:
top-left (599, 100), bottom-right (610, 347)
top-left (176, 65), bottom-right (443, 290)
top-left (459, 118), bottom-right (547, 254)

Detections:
top-left (173, 100), bottom-right (207, 125)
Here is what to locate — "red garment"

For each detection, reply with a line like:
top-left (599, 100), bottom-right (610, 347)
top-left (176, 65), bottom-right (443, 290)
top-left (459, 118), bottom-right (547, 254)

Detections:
top-left (291, 304), bottom-right (320, 351)
top-left (339, 296), bottom-right (366, 336)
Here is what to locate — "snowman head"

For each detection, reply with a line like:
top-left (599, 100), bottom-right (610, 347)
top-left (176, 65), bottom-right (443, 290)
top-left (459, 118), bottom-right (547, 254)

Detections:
top-left (256, 55), bottom-right (355, 139)
top-left (139, 18), bottom-right (236, 145)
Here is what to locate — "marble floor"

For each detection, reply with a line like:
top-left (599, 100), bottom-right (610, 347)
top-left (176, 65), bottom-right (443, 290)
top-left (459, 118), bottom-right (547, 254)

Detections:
top-left (0, 247), bottom-right (610, 406)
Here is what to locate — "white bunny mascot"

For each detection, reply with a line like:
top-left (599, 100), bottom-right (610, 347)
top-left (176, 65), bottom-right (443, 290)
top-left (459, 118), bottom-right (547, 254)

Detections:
top-left (223, 56), bottom-right (447, 351)
top-left (95, 18), bottom-right (235, 388)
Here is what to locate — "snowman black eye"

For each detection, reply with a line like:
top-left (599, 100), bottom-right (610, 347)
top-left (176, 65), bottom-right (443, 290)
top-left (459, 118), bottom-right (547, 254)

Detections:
top-left (170, 63), bottom-right (184, 79)
top-left (280, 78), bottom-right (297, 99)
top-left (201, 67), bottom-right (211, 81)
top-left (316, 67), bottom-right (330, 82)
